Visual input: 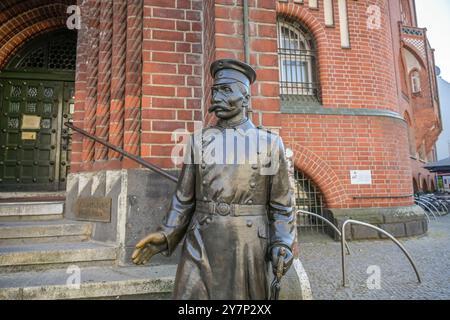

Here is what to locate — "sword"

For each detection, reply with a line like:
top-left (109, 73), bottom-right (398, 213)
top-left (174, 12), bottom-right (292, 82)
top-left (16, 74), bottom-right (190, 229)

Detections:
top-left (269, 247), bottom-right (286, 300)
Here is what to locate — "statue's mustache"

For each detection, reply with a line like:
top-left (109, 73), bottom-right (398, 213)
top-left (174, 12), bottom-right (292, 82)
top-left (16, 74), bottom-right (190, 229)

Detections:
top-left (209, 103), bottom-right (233, 113)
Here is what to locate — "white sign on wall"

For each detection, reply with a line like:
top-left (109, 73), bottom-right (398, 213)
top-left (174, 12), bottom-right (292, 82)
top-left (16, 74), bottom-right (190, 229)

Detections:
top-left (350, 170), bottom-right (372, 185)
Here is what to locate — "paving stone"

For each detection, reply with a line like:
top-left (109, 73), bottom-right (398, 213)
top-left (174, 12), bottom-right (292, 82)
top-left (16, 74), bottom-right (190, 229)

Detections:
top-left (297, 214), bottom-right (450, 300)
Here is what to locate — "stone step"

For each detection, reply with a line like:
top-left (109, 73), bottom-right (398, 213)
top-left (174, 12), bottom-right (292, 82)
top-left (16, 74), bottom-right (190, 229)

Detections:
top-left (0, 241), bottom-right (117, 273)
top-left (0, 220), bottom-right (92, 245)
top-left (0, 191), bottom-right (66, 202)
top-left (0, 265), bottom-right (176, 300)
top-left (0, 201), bottom-right (64, 222)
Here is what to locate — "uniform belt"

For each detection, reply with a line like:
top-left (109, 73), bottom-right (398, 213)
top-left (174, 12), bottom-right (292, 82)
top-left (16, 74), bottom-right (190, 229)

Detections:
top-left (196, 201), bottom-right (266, 216)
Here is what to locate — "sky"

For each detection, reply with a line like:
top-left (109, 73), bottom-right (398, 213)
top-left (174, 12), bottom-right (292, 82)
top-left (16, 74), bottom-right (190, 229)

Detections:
top-left (415, 0), bottom-right (450, 81)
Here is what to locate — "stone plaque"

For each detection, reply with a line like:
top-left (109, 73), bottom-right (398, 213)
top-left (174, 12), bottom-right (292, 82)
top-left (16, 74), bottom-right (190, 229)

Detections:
top-left (22, 132), bottom-right (37, 140)
top-left (74, 197), bottom-right (111, 222)
top-left (350, 170), bottom-right (372, 185)
top-left (21, 115), bottom-right (41, 129)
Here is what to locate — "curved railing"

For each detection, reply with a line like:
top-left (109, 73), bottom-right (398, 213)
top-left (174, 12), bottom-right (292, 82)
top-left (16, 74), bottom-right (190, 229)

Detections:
top-left (341, 220), bottom-right (422, 287)
top-left (414, 198), bottom-right (439, 219)
top-left (296, 210), bottom-right (351, 255)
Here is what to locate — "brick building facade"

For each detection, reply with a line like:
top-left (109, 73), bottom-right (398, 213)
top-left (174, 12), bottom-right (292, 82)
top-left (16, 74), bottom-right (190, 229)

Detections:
top-left (0, 0), bottom-right (442, 251)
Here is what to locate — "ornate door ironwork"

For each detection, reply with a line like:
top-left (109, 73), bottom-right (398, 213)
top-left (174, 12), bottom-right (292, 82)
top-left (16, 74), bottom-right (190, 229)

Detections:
top-left (0, 79), bottom-right (73, 191)
top-left (0, 29), bottom-right (75, 191)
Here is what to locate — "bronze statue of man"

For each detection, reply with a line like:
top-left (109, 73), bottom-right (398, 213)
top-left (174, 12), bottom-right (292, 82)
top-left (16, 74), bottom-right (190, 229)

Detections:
top-left (132, 59), bottom-right (296, 300)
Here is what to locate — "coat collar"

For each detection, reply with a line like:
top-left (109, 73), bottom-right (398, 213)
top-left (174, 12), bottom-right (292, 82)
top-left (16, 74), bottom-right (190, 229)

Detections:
top-left (216, 118), bottom-right (256, 131)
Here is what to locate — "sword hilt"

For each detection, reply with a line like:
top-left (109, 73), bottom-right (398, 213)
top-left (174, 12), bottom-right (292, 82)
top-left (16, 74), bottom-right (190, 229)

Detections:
top-left (276, 247), bottom-right (286, 281)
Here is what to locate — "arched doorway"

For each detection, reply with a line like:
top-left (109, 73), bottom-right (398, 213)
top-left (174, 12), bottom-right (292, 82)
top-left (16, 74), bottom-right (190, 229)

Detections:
top-left (0, 29), bottom-right (76, 191)
top-left (422, 179), bottom-right (428, 193)
top-left (413, 178), bottom-right (419, 194)
top-left (430, 180), bottom-right (436, 193)
top-left (293, 169), bottom-right (329, 235)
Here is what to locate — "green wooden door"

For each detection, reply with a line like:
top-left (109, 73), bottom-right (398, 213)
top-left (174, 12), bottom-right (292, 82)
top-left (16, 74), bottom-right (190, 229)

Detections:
top-left (0, 79), bottom-right (74, 191)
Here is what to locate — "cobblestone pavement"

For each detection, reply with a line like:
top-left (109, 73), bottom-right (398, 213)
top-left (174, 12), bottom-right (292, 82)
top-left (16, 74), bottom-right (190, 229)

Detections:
top-left (297, 214), bottom-right (450, 300)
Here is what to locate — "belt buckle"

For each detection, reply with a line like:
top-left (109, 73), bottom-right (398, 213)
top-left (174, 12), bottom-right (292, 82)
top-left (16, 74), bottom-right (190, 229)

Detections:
top-left (216, 203), bottom-right (231, 216)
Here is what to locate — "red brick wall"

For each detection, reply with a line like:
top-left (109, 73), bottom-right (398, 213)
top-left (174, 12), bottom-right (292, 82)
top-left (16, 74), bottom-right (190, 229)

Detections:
top-left (69, 0), bottom-right (440, 209)
top-left (72, 0), bottom-right (88, 172)
top-left (72, 0), bottom-right (204, 171)
top-left (282, 114), bottom-right (413, 208)
top-left (202, 0), bottom-right (215, 123)
top-left (277, 0), bottom-right (398, 112)
top-left (210, 0), bottom-right (282, 128)
top-left (1, 0), bottom-right (440, 211)
top-left (141, 0), bottom-right (203, 169)
top-left (389, 0), bottom-right (441, 183)
top-left (410, 158), bottom-right (436, 192)
top-left (209, 0), bottom-right (415, 210)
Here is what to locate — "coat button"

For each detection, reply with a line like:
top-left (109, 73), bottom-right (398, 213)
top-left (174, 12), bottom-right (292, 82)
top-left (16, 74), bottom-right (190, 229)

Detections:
top-left (247, 199), bottom-right (253, 205)
top-left (246, 220), bottom-right (253, 227)
top-left (201, 164), bottom-right (206, 169)
top-left (203, 196), bottom-right (208, 201)
top-left (252, 164), bottom-right (258, 170)
top-left (250, 181), bottom-right (256, 188)
top-left (202, 180), bottom-right (207, 185)
top-left (206, 217), bottom-right (212, 224)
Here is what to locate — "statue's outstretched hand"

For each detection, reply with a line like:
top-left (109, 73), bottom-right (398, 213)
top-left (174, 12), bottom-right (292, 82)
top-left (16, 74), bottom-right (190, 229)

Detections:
top-left (132, 232), bottom-right (167, 265)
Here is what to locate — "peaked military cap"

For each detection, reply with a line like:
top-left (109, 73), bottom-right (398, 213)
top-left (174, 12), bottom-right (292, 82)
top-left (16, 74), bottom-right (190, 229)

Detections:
top-left (210, 59), bottom-right (257, 88)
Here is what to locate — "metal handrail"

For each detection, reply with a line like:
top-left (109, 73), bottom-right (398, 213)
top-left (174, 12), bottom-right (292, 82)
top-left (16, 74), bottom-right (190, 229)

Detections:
top-left (341, 220), bottom-right (422, 287)
top-left (296, 210), bottom-right (351, 255)
top-left (64, 122), bottom-right (178, 183)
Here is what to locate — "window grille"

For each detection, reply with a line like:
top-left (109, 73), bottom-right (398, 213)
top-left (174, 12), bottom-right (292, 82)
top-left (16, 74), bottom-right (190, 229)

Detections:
top-left (6, 30), bottom-right (77, 72)
top-left (294, 169), bottom-right (327, 234)
top-left (277, 18), bottom-right (321, 103)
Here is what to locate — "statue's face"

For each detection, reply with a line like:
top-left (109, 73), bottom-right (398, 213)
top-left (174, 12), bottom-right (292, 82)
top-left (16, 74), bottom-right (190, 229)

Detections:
top-left (209, 82), bottom-right (249, 120)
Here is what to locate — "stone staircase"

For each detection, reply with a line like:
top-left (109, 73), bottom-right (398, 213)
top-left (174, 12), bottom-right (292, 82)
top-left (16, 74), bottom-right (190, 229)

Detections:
top-left (0, 199), bottom-right (175, 300)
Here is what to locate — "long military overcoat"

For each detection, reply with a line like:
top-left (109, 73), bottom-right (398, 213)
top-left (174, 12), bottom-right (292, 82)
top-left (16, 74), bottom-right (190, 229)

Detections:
top-left (158, 119), bottom-right (295, 300)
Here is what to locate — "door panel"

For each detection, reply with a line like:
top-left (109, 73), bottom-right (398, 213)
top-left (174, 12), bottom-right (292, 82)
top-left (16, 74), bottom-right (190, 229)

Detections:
top-left (0, 78), bottom-right (70, 191)
top-left (59, 82), bottom-right (74, 189)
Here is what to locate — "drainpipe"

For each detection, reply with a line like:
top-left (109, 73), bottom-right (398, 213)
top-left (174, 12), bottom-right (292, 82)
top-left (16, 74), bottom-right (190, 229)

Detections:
top-left (243, 0), bottom-right (259, 124)
top-left (243, 0), bottom-right (250, 64)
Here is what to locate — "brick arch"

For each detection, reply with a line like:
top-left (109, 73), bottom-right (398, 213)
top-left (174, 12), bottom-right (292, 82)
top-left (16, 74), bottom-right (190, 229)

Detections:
top-left (276, 2), bottom-right (328, 45)
top-left (0, 18), bottom-right (68, 69)
top-left (0, 0), bottom-right (73, 25)
top-left (408, 67), bottom-right (426, 96)
top-left (422, 178), bottom-right (428, 192)
top-left (402, 43), bottom-right (427, 71)
top-left (412, 178), bottom-right (419, 194)
top-left (403, 110), bottom-right (412, 125)
top-left (290, 142), bottom-right (347, 207)
top-left (430, 179), bottom-right (436, 192)
top-left (0, 1), bottom-right (72, 69)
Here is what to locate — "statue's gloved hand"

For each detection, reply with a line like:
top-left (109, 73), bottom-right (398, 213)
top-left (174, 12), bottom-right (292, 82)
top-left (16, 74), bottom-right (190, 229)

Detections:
top-left (132, 232), bottom-right (168, 265)
top-left (270, 246), bottom-right (293, 276)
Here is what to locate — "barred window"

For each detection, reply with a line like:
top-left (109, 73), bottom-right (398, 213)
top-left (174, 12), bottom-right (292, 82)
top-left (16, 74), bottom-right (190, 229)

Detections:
top-left (277, 18), bottom-right (321, 103)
